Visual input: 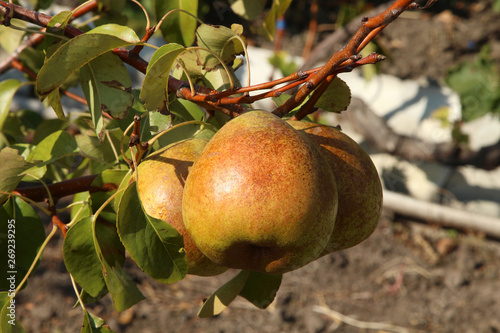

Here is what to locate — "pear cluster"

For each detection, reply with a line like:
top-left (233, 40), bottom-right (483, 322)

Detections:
top-left (137, 110), bottom-right (382, 276)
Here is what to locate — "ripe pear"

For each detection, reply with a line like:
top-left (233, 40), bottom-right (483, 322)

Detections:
top-left (287, 120), bottom-right (382, 253)
top-left (136, 138), bottom-right (228, 276)
top-left (182, 111), bottom-right (338, 274)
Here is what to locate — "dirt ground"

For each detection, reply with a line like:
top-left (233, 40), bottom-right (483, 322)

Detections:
top-left (13, 1), bottom-right (500, 332)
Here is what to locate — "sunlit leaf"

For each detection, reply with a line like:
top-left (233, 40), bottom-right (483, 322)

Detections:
top-left (26, 130), bottom-right (78, 178)
top-left (155, 0), bottom-right (198, 46)
top-left (46, 89), bottom-right (66, 121)
top-left (0, 148), bottom-right (34, 203)
top-left (0, 20), bottom-right (26, 53)
top-left (36, 24), bottom-right (139, 98)
top-left (239, 271), bottom-right (282, 309)
top-left (0, 292), bottom-right (25, 333)
top-left (0, 197), bottom-right (45, 291)
top-left (0, 79), bottom-right (23, 133)
top-left (315, 77), bottom-right (351, 113)
top-left (117, 182), bottom-right (188, 283)
top-left (151, 121), bottom-right (217, 149)
top-left (198, 270), bottom-right (250, 318)
top-left (140, 44), bottom-right (185, 112)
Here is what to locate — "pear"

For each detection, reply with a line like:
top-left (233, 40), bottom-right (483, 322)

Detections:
top-left (287, 120), bottom-right (382, 253)
top-left (136, 138), bottom-right (228, 276)
top-left (182, 111), bottom-right (338, 274)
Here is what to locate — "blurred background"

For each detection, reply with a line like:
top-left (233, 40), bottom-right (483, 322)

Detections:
top-left (2, 0), bottom-right (500, 332)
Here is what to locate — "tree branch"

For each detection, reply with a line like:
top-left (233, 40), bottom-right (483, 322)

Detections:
top-left (346, 97), bottom-right (500, 170)
top-left (273, 0), bottom-right (428, 117)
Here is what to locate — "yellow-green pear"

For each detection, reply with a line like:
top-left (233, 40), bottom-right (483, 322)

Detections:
top-left (287, 120), bottom-right (382, 253)
top-left (182, 111), bottom-right (338, 274)
top-left (136, 138), bottom-right (228, 276)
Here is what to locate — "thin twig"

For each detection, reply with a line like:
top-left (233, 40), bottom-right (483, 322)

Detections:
top-left (273, 0), bottom-right (418, 117)
top-left (313, 305), bottom-right (411, 333)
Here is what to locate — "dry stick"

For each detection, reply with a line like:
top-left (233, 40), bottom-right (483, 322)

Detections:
top-left (383, 189), bottom-right (500, 239)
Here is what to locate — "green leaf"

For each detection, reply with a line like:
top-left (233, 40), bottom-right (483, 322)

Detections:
top-left (151, 121), bottom-right (217, 149)
top-left (140, 44), bottom-right (185, 112)
top-left (149, 111), bottom-right (172, 134)
top-left (26, 130), bottom-right (78, 178)
top-left (315, 77), bottom-right (352, 113)
top-left (0, 20), bottom-right (26, 53)
top-left (36, 24), bottom-right (139, 98)
top-left (195, 24), bottom-right (245, 68)
top-left (0, 148), bottom-right (34, 204)
top-left (63, 217), bottom-right (107, 298)
top-left (0, 197), bottom-right (45, 291)
top-left (117, 182), bottom-right (188, 284)
top-left (155, 0), bottom-right (198, 46)
top-left (80, 52), bottom-right (134, 139)
top-left (95, 212), bottom-right (145, 311)
top-left (43, 11), bottom-right (72, 50)
top-left (32, 118), bottom-right (68, 145)
top-left (263, 0), bottom-right (292, 40)
top-left (81, 309), bottom-right (114, 333)
top-left (229, 0), bottom-right (267, 20)
top-left (0, 79), bottom-right (23, 133)
top-left (46, 89), bottom-right (67, 121)
top-left (0, 292), bottom-right (25, 333)
top-left (445, 47), bottom-right (500, 121)
top-left (198, 270), bottom-right (250, 318)
top-left (239, 271), bottom-right (282, 309)
top-left (79, 287), bottom-right (109, 307)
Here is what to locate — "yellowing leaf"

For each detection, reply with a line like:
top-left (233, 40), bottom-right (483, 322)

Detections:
top-left (198, 270), bottom-right (250, 318)
top-left (315, 77), bottom-right (352, 113)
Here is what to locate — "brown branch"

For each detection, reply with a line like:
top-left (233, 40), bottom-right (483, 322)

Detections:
top-left (13, 175), bottom-right (99, 202)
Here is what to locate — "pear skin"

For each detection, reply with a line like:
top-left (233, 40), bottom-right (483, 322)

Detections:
top-left (182, 111), bottom-right (338, 274)
top-left (137, 138), bottom-right (228, 276)
top-left (288, 120), bottom-right (382, 253)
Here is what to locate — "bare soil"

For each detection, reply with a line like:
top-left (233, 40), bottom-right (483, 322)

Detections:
top-left (14, 1), bottom-right (500, 332)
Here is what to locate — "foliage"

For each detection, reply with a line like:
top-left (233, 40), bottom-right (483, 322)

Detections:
top-left (445, 45), bottom-right (500, 122)
top-left (0, 0), bottom-right (423, 331)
